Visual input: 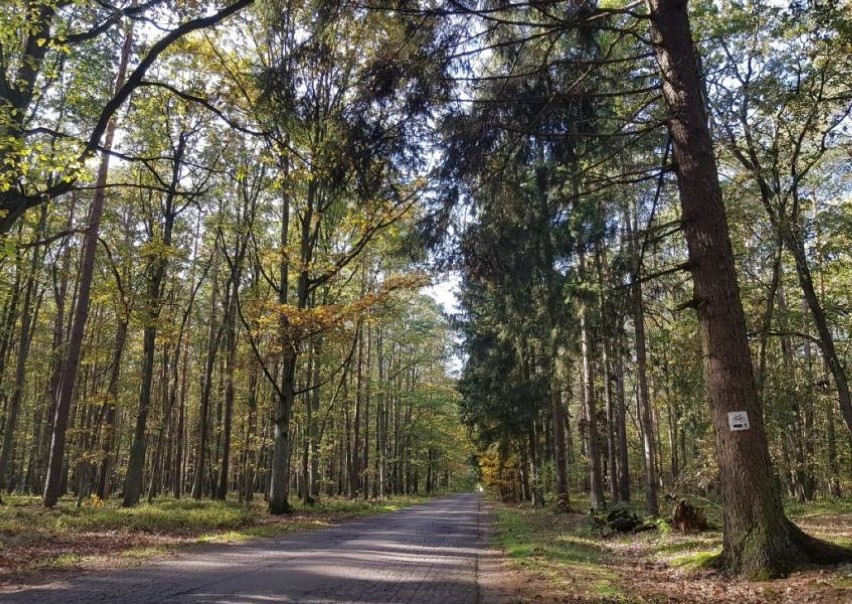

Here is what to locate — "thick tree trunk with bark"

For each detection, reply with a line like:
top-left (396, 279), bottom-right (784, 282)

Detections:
top-left (647, 0), bottom-right (852, 577)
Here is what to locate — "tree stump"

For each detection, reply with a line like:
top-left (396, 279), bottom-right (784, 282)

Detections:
top-left (671, 499), bottom-right (708, 533)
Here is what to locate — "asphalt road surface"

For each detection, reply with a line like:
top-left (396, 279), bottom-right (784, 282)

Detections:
top-left (1, 493), bottom-right (498, 604)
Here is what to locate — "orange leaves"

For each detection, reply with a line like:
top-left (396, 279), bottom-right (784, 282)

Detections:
top-left (244, 271), bottom-right (429, 346)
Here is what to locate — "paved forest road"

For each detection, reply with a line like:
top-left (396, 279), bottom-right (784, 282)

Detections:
top-left (2, 493), bottom-right (499, 603)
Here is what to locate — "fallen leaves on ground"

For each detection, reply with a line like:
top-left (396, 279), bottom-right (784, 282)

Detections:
top-left (0, 495), bottom-right (415, 591)
top-left (490, 501), bottom-right (852, 604)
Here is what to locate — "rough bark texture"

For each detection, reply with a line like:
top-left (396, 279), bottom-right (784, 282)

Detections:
top-left (646, 0), bottom-right (852, 577)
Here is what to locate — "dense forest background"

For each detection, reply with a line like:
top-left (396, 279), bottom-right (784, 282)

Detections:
top-left (0, 0), bottom-right (472, 514)
top-left (1, 0), bottom-right (852, 578)
top-left (453, 0), bottom-right (852, 512)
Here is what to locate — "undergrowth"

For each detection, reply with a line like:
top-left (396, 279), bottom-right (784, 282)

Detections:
top-left (490, 495), bottom-right (852, 603)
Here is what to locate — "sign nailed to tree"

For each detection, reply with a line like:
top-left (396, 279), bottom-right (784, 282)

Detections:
top-left (727, 411), bottom-right (750, 431)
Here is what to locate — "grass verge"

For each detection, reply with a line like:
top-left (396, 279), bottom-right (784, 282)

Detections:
top-left (0, 493), bottom-right (427, 586)
top-left (490, 495), bottom-right (852, 604)
top-left (492, 500), bottom-right (628, 603)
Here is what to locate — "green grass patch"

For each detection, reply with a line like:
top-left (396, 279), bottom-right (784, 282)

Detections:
top-left (669, 548), bottom-right (722, 569)
top-left (653, 535), bottom-right (720, 556)
top-left (490, 495), bottom-right (852, 603)
top-left (492, 503), bottom-right (625, 600)
top-left (0, 492), bottom-right (429, 582)
top-left (786, 497), bottom-right (852, 518)
top-left (0, 494), bottom-right (427, 539)
top-left (119, 546), bottom-right (169, 559)
top-left (44, 553), bottom-right (85, 569)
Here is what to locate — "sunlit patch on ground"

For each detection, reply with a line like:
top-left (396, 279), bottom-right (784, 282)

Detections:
top-left (0, 494), bottom-right (427, 588)
top-left (490, 497), bottom-right (852, 604)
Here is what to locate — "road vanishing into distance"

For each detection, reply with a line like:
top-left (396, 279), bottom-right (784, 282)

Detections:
top-left (2, 494), bottom-right (501, 604)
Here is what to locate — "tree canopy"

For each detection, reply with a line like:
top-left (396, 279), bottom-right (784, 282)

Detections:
top-left (0, 0), bottom-right (851, 581)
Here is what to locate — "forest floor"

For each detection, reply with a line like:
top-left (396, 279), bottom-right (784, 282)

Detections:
top-left (490, 496), bottom-right (852, 603)
top-left (0, 493), bottom-right (427, 588)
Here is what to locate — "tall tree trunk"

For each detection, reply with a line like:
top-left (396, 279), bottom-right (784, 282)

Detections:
top-left (578, 248), bottom-right (605, 510)
top-left (787, 234), bottom-right (852, 437)
top-left (269, 344), bottom-right (296, 513)
top-left (26, 128), bottom-right (71, 492)
top-left (43, 29), bottom-right (132, 507)
top-left (735, 151), bottom-right (852, 437)
top-left (169, 214), bottom-right (205, 499)
top-left (362, 324), bottom-right (371, 501)
top-left (192, 243), bottom-right (222, 500)
top-left (350, 320), bottom-right (364, 499)
top-left (301, 347), bottom-right (313, 505)
top-left (122, 322), bottom-right (158, 506)
top-left (552, 372), bottom-right (570, 508)
top-left (626, 210), bottom-right (659, 516)
top-left (302, 332), bottom-right (321, 505)
top-left (375, 328), bottom-right (385, 500)
top-left (647, 0), bottom-right (852, 576)
top-left (122, 133), bottom-right (186, 507)
top-left (755, 240), bottom-right (783, 398)
top-left (216, 277), bottom-right (241, 500)
top-left (241, 368), bottom-right (259, 502)
top-left (614, 339), bottom-right (630, 502)
top-left (0, 242), bottom-right (24, 399)
top-left (827, 399), bottom-right (842, 498)
top-left (268, 163), bottom-right (296, 515)
top-left (602, 339), bottom-right (619, 504)
top-left (173, 327), bottom-right (190, 498)
top-left (0, 210), bottom-right (45, 497)
top-left (95, 314), bottom-right (128, 500)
